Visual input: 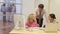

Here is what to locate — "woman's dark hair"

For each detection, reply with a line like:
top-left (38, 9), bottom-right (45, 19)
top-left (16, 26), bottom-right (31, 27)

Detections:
top-left (49, 14), bottom-right (56, 19)
top-left (38, 4), bottom-right (44, 9)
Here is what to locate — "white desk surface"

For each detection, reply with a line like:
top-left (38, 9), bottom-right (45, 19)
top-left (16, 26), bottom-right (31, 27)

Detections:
top-left (10, 29), bottom-right (60, 34)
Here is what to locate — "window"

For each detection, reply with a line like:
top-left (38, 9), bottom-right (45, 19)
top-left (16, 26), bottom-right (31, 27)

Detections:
top-left (15, 0), bottom-right (22, 14)
top-left (0, 0), bottom-right (22, 14)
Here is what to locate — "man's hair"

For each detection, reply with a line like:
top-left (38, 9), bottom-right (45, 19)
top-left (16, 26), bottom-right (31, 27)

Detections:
top-left (2, 3), bottom-right (5, 6)
top-left (38, 4), bottom-right (44, 9)
top-left (49, 14), bottom-right (56, 19)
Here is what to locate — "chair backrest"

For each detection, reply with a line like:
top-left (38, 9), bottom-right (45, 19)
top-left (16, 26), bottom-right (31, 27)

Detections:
top-left (14, 14), bottom-right (24, 29)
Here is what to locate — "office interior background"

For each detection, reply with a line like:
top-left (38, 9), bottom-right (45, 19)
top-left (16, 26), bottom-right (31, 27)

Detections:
top-left (0, 0), bottom-right (60, 34)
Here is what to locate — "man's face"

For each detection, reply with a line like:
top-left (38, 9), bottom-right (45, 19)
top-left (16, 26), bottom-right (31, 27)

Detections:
top-left (38, 8), bottom-right (43, 11)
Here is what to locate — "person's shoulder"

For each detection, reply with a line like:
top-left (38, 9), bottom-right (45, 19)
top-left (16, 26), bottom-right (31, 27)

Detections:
top-left (26, 21), bottom-right (30, 25)
top-left (43, 9), bottom-right (46, 12)
top-left (42, 9), bottom-right (46, 14)
top-left (35, 8), bottom-right (39, 12)
top-left (54, 20), bottom-right (58, 23)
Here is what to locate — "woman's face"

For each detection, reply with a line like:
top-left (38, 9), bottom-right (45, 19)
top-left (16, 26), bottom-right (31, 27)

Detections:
top-left (29, 19), bottom-right (34, 23)
top-left (48, 16), bottom-right (53, 21)
top-left (29, 15), bottom-right (35, 23)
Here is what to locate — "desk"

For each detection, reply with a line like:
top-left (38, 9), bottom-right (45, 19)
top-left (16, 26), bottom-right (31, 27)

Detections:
top-left (10, 29), bottom-right (60, 34)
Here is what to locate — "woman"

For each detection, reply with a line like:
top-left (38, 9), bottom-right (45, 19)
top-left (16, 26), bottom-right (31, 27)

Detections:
top-left (43, 14), bottom-right (58, 28)
top-left (48, 14), bottom-right (57, 23)
top-left (26, 13), bottom-right (39, 28)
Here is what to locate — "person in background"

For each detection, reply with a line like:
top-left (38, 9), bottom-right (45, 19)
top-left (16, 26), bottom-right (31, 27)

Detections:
top-left (26, 13), bottom-right (39, 28)
top-left (10, 3), bottom-right (16, 22)
top-left (1, 3), bottom-right (6, 22)
top-left (36, 4), bottom-right (46, 27)
top-left (7, 3), bottom-right (13, 22)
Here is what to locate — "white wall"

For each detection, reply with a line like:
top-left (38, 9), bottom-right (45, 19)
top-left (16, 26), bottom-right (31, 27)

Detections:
top-left (49, 0), bottom-right (60, 30)
top-left (49, 0), bottom-right (60, 22)
top-left (22, 0), bottom-right (35, 22)
top-left (22, 0), bottom-right (36, 27)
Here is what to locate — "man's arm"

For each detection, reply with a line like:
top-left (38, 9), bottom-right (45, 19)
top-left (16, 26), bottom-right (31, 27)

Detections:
top-left (42, 10), bottom-right (49, 28)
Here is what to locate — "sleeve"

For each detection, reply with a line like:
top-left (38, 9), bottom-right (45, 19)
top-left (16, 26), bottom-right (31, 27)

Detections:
top-left (35, 8), bottom-right (38, 15)
top-left (1, 6), bottom-right (3, 12)
top-left (42, 10), bottom-right (48, 28)
top-left (25, 21), bottom-right (30, 28)
top-left (33, 22), bottom-right (39, 27)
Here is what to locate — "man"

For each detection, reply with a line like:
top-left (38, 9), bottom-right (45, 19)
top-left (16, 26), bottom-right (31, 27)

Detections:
top-left (7, 3), bottom-right (12, 22)
top-left (1, 3), bottom-right (6, 22)
top-left (1, 3), bottom-right (7, 27)
top-left (10, 3), bottom-right (16, 22)
top-left (36, 4), bottom-right (46, 27)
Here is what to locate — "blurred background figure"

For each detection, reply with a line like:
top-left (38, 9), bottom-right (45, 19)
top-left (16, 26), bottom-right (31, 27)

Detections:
top-left (6, 3), bottom-right (16, 22)
top-left (1, 3), bottom-right (6, 22)
top-left (10, 3), bottom-right (16, 22)
top-left (6, 3), bottom-right (12, 22)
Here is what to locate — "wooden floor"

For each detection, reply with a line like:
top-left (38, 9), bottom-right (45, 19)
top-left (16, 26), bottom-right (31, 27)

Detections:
top-left (0, 21), bottom-right (14, 34)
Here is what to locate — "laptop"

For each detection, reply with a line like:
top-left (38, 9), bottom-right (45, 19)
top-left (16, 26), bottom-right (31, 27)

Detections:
top-left (45, 23), bottom-right (58, 32)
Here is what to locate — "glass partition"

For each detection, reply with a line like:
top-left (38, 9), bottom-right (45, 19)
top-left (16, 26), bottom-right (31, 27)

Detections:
top-left (0, 0), bottom-right (23, 34)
